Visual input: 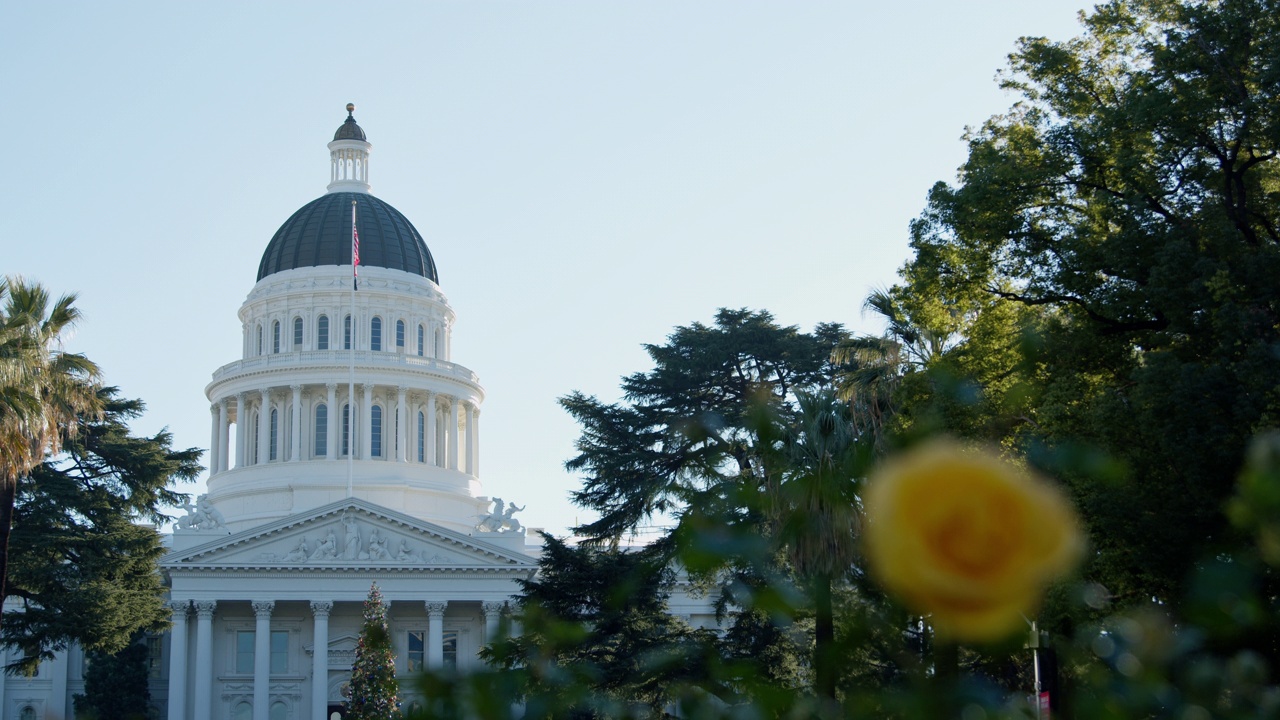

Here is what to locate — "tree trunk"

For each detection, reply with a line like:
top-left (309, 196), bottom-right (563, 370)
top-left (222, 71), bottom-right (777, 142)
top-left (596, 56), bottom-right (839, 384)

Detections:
top-left (0, 476), bottom-right (15, 604)
top-left (813, 572), bottom-right (836, 700)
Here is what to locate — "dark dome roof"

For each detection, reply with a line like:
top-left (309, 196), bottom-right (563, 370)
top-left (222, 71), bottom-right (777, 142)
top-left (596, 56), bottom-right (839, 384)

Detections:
top-left (334, 114), bottom-right (367, 141)
top-left (257, 193), bottom-right (439, 283)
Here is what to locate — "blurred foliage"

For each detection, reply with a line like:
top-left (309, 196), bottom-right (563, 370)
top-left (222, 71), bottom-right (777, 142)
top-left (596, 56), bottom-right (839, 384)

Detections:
top-left (402, 0), bottom-right (1280, 715)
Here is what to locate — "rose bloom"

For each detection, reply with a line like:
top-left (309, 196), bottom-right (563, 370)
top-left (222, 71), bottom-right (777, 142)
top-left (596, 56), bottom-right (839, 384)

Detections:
top-left (863, 439), bottom-right (1085, 642)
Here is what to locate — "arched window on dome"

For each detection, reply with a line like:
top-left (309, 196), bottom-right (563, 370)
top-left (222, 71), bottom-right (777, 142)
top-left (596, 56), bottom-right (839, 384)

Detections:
top-left (434, 328), bottom-right (443, 359)
top-left (341, 404), bottom-right (351, 457)
top-left (269, 409), bottom-right (278, 461)
top-left (315, 404), bottom-right (328, 457)
top-left (256, 325), bottom-right (263, 356)
top-left (293, 317), bottom-right (303, 349)
top-left (396, 320), bottom-right (405, 351)
top-left (370, 317), bottom-right (383, 352)
top-left (417, 411), bottom-right (425, 462)
top-left (371, 405), bottom-right (383, 458)
top-left (317, 315), bottom-right (329, 350)
top-left (272, 321), bottom-right (281, 354)
top-left (343, 315), bottom-right (352, 350)
top-left (417, 324), bottom-right (425, 356)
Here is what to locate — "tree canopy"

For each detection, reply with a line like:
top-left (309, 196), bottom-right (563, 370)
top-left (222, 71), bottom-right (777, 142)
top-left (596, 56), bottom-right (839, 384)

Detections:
top-left (561, 308), bottom-right (849, 544)
top-left (3, 388), bottom-right (201, 672)
top-left (886, 0), bottom-right (1280, 605)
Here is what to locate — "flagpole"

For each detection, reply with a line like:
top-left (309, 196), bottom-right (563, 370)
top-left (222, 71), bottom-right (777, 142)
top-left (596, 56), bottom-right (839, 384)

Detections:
top-left (348, 199), bottom-right (357, 499)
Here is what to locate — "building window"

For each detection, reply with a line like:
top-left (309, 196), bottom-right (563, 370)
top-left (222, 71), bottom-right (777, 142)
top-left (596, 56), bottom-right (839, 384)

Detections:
top-left (417, 324), bottom-right (425, 356)
top-left (148, 635), bottom-right (164, 678)
top-left (270, 630), bottom-right (288, 674)
top-left (318, 315), bottom-right (329, 350)
top-left (293, 317), bottom-right (303, 349)
top-left (407, 630), bottom-right (424, 672)
top-left (371, 405), bottom-right (383, 458)
top-left (344, 315), bottom-right (352, 350)
top-left (396, 320), bottom-right (405, 350)
top-left (233, 702), bottom-right (252, 720)
top-left (256, 325), bottom-right (263, 355)
top-left (315, 404), bottom-right (328, 457)
top-left (236, 630), bottom-right (254, 674)
top-left (269, 409), bottom-right (278, 461)
top-left (272, 320), bottom-right (281, 354)
top-left (443, 631), bottom-right (458, 669)
top-left (342, 404), bottom-right (351, 456)
top-left (417, 411), bottom-right (425, 463)
top-left (20, 707), bottom-right (37, 720)
top-left (371, 316), bottom-right (382, 352)
top-left (270, 702), bottom-right (287, 720)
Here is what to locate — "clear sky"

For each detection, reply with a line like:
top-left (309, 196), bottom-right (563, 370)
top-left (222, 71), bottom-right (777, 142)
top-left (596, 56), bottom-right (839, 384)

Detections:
top-left (1, 1), bottom-right (1094, 538)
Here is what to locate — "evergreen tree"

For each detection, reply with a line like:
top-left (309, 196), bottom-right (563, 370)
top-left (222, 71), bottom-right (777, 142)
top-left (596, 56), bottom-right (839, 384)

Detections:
top-left (487, 534), bottom-right (702, 716)
top-left (348, 583), bottom-right (400, 720)
top-left (73, 635), bottom-right (153, 720)
top-left (3, 388), bottom-right (200, 672)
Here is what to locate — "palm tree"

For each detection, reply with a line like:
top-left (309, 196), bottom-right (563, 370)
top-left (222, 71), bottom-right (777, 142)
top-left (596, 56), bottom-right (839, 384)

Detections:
top-left (773, 389), bottom-right (866, 701)
top-left (0, 277), bottom-right (101, 602)
top-left (831, 289), bottom-right (950, 448)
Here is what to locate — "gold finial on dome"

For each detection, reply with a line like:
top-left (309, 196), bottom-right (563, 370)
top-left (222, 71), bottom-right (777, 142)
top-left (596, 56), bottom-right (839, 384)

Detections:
top-left (346, 103), bottom-right (356, 115)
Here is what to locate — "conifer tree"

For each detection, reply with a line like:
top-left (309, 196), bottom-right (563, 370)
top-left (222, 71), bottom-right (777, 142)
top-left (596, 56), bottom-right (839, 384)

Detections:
top-left (347, 583), bottom-right (399, 720)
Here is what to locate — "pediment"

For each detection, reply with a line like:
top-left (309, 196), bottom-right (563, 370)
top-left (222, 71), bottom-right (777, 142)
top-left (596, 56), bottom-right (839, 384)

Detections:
top-left (161, 498), bottom-right (535, 570)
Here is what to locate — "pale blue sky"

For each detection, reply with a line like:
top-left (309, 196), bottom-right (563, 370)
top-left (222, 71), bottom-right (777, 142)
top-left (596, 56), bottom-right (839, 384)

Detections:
top-left (1, 1), bottom-right (1093, 537)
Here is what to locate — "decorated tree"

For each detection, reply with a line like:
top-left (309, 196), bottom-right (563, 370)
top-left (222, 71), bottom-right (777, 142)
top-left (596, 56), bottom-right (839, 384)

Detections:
top-left (347, 583), bottom-right (399, 719)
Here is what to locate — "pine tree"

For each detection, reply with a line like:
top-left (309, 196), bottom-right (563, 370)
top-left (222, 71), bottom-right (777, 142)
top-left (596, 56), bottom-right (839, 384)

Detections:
top-left (347, 583), bottom-right (400, 719)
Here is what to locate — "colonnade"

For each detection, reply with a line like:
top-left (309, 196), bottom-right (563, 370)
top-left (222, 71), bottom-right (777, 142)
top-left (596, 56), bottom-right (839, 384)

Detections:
top-left (206, 384), bottom-right (480, 477)
top-left (166, 599), bottom-right (507, 720)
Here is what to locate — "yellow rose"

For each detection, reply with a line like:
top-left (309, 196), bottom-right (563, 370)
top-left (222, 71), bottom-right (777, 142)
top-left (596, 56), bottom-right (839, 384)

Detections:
top-left (862, 439), bottom-right (1084, 642)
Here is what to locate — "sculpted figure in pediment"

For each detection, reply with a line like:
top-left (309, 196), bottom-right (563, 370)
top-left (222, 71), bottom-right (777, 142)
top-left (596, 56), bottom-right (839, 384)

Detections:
top-left (310, 530), bottom-right (338, 561)
top-left (396, 539), bottom-right (423, 563)
top-left (367, 529), bottom-right (391, 560)
top-left (342, 514), bottom-right (362, 560)
top-left (283, 536), bottom-right (309, 563)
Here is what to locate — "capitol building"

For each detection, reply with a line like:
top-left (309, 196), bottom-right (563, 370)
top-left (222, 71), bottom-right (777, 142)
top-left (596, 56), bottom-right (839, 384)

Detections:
top-left (0, 107), bottom-right (725, 720)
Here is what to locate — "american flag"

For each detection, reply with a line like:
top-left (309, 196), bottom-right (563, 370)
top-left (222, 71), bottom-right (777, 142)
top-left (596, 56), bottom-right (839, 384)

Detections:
top-left (352, 201), bottom-right (360, 291)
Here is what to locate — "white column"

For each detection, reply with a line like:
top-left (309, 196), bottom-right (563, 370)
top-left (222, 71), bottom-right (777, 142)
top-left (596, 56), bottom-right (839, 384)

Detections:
top-left (49, 640), bottom-right (69, 712)
top-left (291, 385), bottom-right (303, 462)
top-left (209, 405), bottom-right (220, 477)
top-left (218, 400), bottom-right (230, 472)
top-left (193, 601), bottom-right (217, 720)
top-left (50, 645), bottom-right (69, 719)
top-left (253, 601), bottom-right (274, 720)
top-left (310, 601), bottom-right (332, 720)
top-left (464, 403), bottom-right (476, 476)
top-left (425, 393), bottom-right (437, 466)
top-left (326, 384), bottom-right (338, 461)
top-left (167, 602), bottom-right (190, 720)
top-left (481, 602), bottom-right (504, 643)
top-left (361, 384), bottom-right (373, 460)
top-left (446, 396), bottom-right (459, 471)
top-left (235, 394), bottom-right (246, 468)
top-left (426, 602), bottom-right (446, 669)
top-left (472, 408), bottom-right (481, 477)
top-left (258, 389), bottom-right (271, 465)
top-left (396, 386), bottom-right (408, 462)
